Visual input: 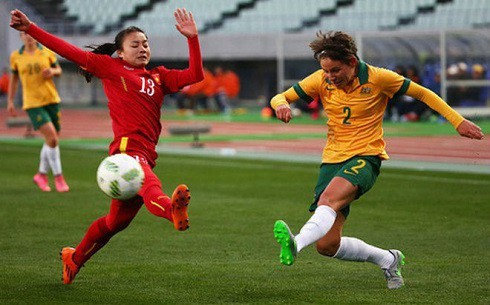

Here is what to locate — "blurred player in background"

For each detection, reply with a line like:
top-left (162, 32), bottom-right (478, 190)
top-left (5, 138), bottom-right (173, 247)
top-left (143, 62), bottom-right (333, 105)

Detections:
top-left (7, 32), bottom-right (69, 193)
top-left (178, 66), bottom-right (215, 113)
top-left (10, 7), bottom-right (204, 285)
top-left (271, 31), bottom-right (484, 289)
top-left (213, 66), bottom-right (240, 114)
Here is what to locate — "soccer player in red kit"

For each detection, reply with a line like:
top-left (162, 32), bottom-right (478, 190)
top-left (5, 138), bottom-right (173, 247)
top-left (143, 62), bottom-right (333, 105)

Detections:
top-left (10, 8), bottom-right (204, 284)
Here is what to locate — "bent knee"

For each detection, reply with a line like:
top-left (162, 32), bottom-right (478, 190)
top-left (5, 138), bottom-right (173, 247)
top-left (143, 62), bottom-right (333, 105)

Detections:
top-left (46, 138), bottom-right (58, 148)
top-left (316, 241), bottom-right (340, 257)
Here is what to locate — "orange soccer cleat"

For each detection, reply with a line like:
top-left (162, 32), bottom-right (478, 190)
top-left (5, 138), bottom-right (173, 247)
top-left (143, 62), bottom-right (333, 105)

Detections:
top-left (33, 173), bottom-right (51, 192)
top-left (60, 247), bottom-right (80, 284)
top-left (54, 175), bottom-right (70, 192)
top-left (171, 184), bottom-right (191, 231)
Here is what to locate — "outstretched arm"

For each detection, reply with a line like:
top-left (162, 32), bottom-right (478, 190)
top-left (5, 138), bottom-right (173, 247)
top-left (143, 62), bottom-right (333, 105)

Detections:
top-left (169, 8), bottom-right (204, 88)
top-left (10, 9), bottom-right (88, 67)
top-left (406, 82), bottom-right (484, 140)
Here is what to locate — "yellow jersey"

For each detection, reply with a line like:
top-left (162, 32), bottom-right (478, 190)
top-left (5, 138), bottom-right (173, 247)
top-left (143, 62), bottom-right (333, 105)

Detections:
top-left (10, 44), bottom-right (61, 110)
top-left (271, 60), bottom-right (464, 163)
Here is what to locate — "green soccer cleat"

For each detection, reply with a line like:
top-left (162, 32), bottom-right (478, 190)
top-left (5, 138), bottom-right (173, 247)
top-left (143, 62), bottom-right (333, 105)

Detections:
top-left (273, 220), bottom-right (297, 266)
top-left (383, 249), bottom-right (406, 289)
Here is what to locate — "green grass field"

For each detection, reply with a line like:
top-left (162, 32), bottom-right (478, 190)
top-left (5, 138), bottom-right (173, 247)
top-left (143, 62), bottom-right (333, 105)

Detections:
top-left (0, 143), bottom-right (489, 304)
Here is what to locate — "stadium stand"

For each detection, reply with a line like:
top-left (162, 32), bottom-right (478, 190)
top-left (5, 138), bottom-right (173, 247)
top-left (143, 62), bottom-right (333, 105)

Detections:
top-left (3, 0), bottom-right (488, 111)
top-left (12, 0), bottom-right (490, 36)
top-left (21, 0), bottom-right (92, 34)
top-left (63, 0), bottom-right (153, 33)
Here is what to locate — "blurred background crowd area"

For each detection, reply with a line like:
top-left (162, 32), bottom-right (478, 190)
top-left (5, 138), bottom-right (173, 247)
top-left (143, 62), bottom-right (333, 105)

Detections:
top-left (1, 0), bottom-right (489, 122)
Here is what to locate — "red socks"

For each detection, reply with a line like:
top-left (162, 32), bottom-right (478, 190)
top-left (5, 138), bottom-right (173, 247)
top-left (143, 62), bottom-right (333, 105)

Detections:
top-left (140, 185), bottom-right (173, 220)
top-left (72, 163), bottom-right (173, 266)
top-left (73, 198), bottom-right (141, 266)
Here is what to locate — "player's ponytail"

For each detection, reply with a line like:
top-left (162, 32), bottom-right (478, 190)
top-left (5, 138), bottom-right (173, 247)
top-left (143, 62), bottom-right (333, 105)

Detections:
top-left (79, 43), bottom-right (117, 82)
top-left (79, 26), bottom-right (147, 83)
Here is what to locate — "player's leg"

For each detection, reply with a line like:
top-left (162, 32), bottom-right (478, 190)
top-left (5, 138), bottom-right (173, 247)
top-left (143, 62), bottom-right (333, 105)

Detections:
top-left (318, 157), bottom-right (405, 289)
top-left (26, 107), bottom-right (55, 191)
top-left (273, 176), bottom-right (354, 266)
top-left (314, 211), bottom-right (345, 257)
top-left (295, 176), bottom-right (357, 252)
top-left (138, 163), bottom-right (173, 220)
top-left (44, 104), bottom-right (69, 192)
top-left (274, 156), bottom-right (383, 266)
top-left (138, 163), bottom-right (191, 230)
top-left (214, 92), bottom-right (231, 113)
top-left (33, 142), bottom-right (51, 191)
top-left (315, 213), bottom-right (403, 278)
top-left (62, 197), bottom-right (142, 284)
top-left (38, 122), bottom-right (69, 192)
top-left (332, 237), bottom-right (405, 289)
top-left (314, 213), bottom-right (405, 289)
top-left (274, 162), bottom-right (339, 265)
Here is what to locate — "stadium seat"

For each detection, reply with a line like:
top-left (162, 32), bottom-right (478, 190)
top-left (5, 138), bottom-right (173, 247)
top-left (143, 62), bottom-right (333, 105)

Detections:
top-left (51, 0), bottom-right (490, 35)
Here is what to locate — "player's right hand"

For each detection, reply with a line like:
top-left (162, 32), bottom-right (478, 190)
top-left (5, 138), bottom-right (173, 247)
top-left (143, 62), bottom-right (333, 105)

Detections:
top-left (275, 104), bottom-right (292, 123)
top-left (10, 9), bottom-right (32, 31)
top-left (174, 8), bottom-right (197, 38)
top-left (7, 103), bottom-right (17, 117)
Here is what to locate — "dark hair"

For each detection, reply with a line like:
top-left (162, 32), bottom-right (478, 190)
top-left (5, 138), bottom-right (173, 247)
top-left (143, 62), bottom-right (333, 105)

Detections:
top-left (79, 26), bottom-right (147, 82)
top-left (309, 31), bottom-right (358, 64)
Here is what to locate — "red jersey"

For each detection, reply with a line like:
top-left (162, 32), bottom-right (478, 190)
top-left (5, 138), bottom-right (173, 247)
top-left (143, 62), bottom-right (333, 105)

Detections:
top-left (27, 24), bottom-right (204, 166)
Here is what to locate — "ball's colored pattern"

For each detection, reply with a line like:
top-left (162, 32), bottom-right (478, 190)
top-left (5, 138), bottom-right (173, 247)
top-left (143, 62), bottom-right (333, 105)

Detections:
top-left (97, 154), bottom-right (144, 200)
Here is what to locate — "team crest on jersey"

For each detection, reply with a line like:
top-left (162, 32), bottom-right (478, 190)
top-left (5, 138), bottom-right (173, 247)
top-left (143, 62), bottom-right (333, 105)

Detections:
top-left (360, 87), bottom-right (372, 95)
top-left (151, 74), bottom-right (161, 85)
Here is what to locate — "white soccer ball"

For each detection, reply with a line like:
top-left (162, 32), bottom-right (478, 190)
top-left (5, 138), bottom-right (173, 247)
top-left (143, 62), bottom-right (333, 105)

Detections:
top-left (96, 154), bottom-right (144, 200)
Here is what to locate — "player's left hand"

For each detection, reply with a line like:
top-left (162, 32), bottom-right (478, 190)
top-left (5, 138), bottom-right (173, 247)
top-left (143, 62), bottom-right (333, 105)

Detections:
top-left (275, 104), bottom-right (293, 123)
top-left (174, 8), bottom-right (198, 38)
top-left (457, 119), bottom-right (484, 140)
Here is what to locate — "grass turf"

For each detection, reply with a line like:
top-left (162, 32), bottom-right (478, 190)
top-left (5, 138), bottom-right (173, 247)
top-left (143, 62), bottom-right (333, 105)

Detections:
top-left (0, 143), bottom-right (488, 304)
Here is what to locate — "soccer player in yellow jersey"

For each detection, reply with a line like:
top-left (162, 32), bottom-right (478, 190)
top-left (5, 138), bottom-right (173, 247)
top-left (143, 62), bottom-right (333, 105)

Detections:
top-left (271, 31), bottom-right (483, 289)
top-left (7, 32), bottom-right (69, 192)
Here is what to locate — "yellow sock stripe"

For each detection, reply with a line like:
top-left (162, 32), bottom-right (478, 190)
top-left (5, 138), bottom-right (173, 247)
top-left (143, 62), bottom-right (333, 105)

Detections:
top-left (150, 199), bottom-right (168, 212)
top-left (119, 137), bottom-right (128, 153)
top-left (84, 243), bottom-right (97, 256)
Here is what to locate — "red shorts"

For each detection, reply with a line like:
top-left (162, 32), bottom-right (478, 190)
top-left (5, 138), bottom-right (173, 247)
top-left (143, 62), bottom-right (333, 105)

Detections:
top-left (109, 135), bottom-right (158, 168)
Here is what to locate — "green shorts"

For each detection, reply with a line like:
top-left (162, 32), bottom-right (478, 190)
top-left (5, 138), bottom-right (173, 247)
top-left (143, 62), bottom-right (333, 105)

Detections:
top-left (309, 156), bottom-right (381, 218)
top-left (26, 103), bottom-right (61, 131)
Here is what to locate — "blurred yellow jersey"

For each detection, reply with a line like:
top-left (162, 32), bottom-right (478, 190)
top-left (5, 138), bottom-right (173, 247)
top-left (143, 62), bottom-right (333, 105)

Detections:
top-left (278, 61), bottom-right (410, 163)
top-left (10, 44), bottom-right (61, 110)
